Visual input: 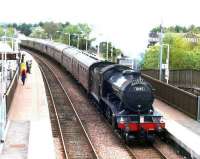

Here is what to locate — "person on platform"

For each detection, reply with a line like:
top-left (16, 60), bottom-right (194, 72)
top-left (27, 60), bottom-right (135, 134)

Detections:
top-left (26, 61), bottom-right (30, 74)
top-left (28, 60), bottom-right (32, 74)
top-left (21, 54), bottom-right (25, 63)
top-left (21, 69), bottom-right (26, 85)
top-left (20, 62), bottom-right (27, 85)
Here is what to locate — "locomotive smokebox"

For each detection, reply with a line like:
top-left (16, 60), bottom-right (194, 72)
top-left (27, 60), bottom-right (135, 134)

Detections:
top-left (106, 69), bottom-right (154, 113)
top-left (122, 82), bottom-right (154, 113)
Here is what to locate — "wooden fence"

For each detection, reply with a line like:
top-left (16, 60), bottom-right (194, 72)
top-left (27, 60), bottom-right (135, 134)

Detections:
top-left (142, 74), bottom-right (199, 120)
top-left (142, 69), bottom-right (200, 88)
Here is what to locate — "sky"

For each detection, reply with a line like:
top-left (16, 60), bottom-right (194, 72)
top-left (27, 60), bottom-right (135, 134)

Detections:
top-left (0, 0), bottom-right (200, 58)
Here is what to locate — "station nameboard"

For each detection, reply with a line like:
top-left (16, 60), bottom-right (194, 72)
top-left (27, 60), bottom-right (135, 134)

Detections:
top-left (0, 52), bottom-right (17, 60)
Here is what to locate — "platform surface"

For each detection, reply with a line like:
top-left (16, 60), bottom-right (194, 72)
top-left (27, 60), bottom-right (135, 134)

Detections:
top-left (0, 52), bottom-right (56, 159)
top-left (154, 99), bottom-right (200, 159)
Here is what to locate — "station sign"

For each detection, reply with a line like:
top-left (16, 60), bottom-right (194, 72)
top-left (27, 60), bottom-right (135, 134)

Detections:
top-left (0, 53), bottom-right (17, 60)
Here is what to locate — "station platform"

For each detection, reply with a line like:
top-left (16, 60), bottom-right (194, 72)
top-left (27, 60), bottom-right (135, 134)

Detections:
top-left (154, 99), bottom-right (200, 159)
top-left (0, 52), bottom-right (56, 159)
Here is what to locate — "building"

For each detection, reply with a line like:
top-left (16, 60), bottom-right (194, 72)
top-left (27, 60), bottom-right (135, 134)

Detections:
top-left (184, 33), bottom-right (200, 43)
top-left (148, 32), bottom-right (159, 47)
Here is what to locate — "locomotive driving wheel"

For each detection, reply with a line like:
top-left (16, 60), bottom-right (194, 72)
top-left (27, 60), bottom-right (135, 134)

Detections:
top-left (106, 107), bottom-right (117, 130)
top-left (106, 107), bottom-right (112, 123)
top-left (111, 114), bottom-right (117, 130)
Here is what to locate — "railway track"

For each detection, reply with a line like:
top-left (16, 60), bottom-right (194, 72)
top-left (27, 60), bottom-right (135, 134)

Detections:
top-left (43, 74), bottom-right (65, 159)
top-left (27, 50), bottom-right (134, 159)
top-left (34, 55), bottom-right (99, 159)
top-left (126, 143), bottom-right (168, 159)
top-left (126, 136), bottom-right (184, 159)
top-left (25, 49), bottom-right (184, 159)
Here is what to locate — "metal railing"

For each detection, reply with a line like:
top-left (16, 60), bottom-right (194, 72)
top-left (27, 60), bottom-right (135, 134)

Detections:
top-left (5, 67), bottom-right (19, 115)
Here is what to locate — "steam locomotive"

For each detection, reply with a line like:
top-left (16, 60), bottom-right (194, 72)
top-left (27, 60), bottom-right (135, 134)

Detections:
top-left (21, 38), bottom-right (165, 143)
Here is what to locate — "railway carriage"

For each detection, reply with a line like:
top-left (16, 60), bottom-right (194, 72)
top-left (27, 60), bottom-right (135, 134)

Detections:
top-left (53, 43), bottom-right (67, 64)
top-left (45, 43), bottom-right (55, 58)
top-left (62, 48), bottom-right (74, 74)
top-left (40, 41), bottom-right (48, 54)
top-left (71, 52), bottom-right (80, 80)
top-left (28, 39), bottom-right (34, 49)
top-left (34, 41), bottom-right (42, 52)
top-left (76, 52), bottom-right (97, 90)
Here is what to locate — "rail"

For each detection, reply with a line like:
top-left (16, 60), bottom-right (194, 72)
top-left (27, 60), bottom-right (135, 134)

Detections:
top-left (40, 66), bottom-right (69, 159)
top-left (126, 143), bottom-right (168, 159)
top-left (33, 54), bottom-right (99, 159)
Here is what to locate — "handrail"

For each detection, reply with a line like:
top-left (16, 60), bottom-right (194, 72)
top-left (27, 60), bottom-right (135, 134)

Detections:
top-left (5, 67), bottom-right (19, 96)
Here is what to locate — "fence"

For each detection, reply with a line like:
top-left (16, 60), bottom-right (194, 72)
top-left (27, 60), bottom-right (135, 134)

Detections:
top-left (142, 74), bottom-right (199, 120)
top-left (5, 67), bottom-right (19, 115)
top-left (142, 69), bottom-right (200, 88)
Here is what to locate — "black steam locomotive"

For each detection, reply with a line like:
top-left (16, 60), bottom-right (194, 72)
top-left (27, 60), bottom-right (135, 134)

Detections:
top-left (21, 39), bottom-right (165, 143)
top-left (90, 63), bottom-right (164, 142)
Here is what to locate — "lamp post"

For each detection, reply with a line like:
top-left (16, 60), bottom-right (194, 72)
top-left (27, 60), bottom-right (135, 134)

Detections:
top-left (95, 33), bottom-right (103, 58)
top-left (56, 31), bottom-right (71, 46)
top-left (85, 36), bottom-right (88, 51)
top-left (72, 33), bottom-right (80, 49)
top-left (97, 43), bottom-right (100, 58)
top-left (106, 41), bottom-right (109, 61)
top-left (159, 25), bottom-right (163, 81)
top-left (77, 35), bottom-right (79, 48)
top-left (56, 30), bottom-right (61, 40)
top-left (162, 44), bottom-right (170, 84)
top-left (111, 45), bottom-right (113, 62)
top-left (64, 33), bottom-right (70, 46)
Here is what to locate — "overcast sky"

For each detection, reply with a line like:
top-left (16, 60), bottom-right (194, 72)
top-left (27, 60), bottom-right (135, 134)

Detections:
top-left (0, 0), bottom-right (200, 58)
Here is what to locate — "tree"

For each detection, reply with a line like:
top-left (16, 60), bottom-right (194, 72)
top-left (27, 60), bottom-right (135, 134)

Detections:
top-left (142, 33), bottom-right (200, 70)
top-left (0, 26), bottom-right (4, 36)
top-left (142, 45), bottom-right (160, 69)
top-left (77, 23), bottom-right (92, 36)
top-left (42, 22), bottom-right (60, 39)
top-left (188, 25), bottom-right (195, 33)
top-left (0, 26), bottom-right (14, 37)
top-left (39, 22), bottom-right (44, 27)
top-left (12, 23), bottom-right (18, 29)
top-left (99, 41), bottom-right (121, 62)
top-left (30, 26), bottom-right (48, 39)
top-left (62, 24), bottom-right (93, 49)
top-left (17, 23), bottom-right (32, 36)
top-left (151, 25), bottom-right (200, 34)
top-left (6, 27), bottom-right (14, 37)
top-left (151, 26), bottom-right (161, 33)
top-left (62, 25), bottom-right (80, 46)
